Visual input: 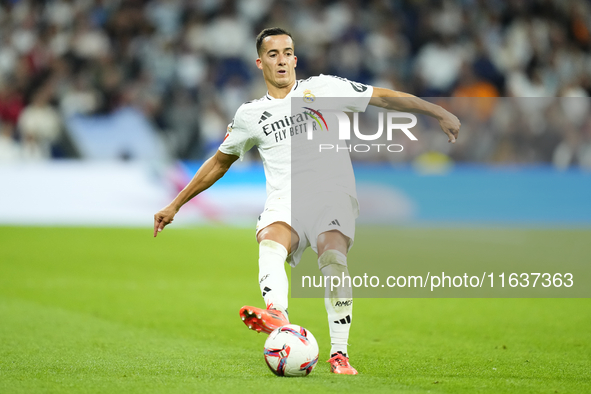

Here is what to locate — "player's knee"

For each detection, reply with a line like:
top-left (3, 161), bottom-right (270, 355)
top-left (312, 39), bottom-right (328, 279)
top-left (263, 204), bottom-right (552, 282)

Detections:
top-left (317, 230), bottom-right (349, 256)
top-left (257, 223), bottom-right (293, 253)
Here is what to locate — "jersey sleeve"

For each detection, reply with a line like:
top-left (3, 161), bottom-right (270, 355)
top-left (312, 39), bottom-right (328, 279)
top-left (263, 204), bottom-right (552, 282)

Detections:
top-left (320, 74), bottom-right (374, 112)
top-left (218, 106), bottom-right (255, 160)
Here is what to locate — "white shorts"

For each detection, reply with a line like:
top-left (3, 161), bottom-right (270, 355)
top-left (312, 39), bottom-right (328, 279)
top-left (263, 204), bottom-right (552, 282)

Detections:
top-left (256, 192), bottom-right (357, 267)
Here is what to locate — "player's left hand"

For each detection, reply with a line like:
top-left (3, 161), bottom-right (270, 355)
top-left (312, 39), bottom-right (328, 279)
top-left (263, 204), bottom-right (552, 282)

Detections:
top-left (153, 205), bottom-right (178, 237)
top-left (438, 111), bottom-right (461, 143)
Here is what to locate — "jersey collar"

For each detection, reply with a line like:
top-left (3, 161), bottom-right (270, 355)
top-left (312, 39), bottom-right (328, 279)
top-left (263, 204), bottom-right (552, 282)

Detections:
top-left (265, 80), bottom-right (300, 100)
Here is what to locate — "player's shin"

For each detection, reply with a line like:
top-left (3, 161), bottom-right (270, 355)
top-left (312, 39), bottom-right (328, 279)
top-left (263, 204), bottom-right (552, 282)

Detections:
top-left (258, 239), bottom-right (289, 319)
top-left (319, 249), bottom-right (352, 356)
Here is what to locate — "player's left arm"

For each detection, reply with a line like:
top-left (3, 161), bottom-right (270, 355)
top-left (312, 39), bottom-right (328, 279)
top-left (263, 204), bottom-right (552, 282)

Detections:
top-left (369, 87), bottom-right (460, 143)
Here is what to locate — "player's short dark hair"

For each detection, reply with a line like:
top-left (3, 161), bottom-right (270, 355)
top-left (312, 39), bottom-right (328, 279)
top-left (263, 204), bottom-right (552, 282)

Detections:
top-left (256, 27), bottom-right (293, 56)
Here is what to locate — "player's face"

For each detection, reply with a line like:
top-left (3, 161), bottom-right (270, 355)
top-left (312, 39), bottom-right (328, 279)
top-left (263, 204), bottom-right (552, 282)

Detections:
top-left (256, 35), bottom-right (297, 89)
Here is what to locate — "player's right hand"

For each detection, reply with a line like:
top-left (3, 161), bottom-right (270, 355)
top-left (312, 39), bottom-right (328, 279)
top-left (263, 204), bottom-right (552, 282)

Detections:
top-left (153, 205), bottom-right (178, 237)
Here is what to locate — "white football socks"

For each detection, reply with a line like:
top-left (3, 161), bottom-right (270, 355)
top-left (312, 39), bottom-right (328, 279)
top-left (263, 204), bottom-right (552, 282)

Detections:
top-left (319, 249), bottom-right (352, 356)
top-left (258, 239), bottom-right (289, 319)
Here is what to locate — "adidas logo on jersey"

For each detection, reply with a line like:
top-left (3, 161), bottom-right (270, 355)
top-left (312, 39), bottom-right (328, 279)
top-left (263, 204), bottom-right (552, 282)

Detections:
top-left (258, 111), bottom-right (272, 124)
top-left (334, 315), bottom-right (351, 324)
top-left (328, 219), bottom-right (341, 226)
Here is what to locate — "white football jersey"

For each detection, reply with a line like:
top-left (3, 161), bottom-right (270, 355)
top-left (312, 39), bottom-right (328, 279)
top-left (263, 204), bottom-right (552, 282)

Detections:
top-left (219, 74), bottom-right (374, 215)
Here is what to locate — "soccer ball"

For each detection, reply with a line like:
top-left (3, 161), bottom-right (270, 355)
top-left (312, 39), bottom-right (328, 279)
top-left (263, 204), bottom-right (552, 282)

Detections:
top-left (263, 324), bottom-right (319, 377)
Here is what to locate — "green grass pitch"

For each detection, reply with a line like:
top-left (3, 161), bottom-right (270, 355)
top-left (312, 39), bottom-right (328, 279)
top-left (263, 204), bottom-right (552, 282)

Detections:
top-left (0, 226), bottom-right (589, 393)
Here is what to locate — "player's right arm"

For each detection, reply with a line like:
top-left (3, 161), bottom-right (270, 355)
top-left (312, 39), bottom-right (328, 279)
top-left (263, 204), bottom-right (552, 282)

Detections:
top-left (153, 150), bottom-right (239, 237)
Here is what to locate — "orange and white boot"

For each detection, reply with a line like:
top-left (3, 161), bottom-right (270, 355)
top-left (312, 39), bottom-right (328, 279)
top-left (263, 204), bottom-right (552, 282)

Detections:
top-left (239, 306), bottom-right (289, 334)
top-left (328, 352), bottom-right (358, 375)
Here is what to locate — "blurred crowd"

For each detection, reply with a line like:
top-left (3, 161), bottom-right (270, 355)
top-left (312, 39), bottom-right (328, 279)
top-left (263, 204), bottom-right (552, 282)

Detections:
top-left (0, 0), bottom-right (590, 168)
top-left (350, 96), bottom-right (591, 170)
